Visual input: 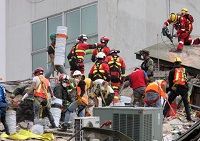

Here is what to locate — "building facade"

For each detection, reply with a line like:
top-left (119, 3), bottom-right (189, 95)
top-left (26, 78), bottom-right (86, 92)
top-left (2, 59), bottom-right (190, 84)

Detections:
top-left (2, 0), bottom-right (200, 81)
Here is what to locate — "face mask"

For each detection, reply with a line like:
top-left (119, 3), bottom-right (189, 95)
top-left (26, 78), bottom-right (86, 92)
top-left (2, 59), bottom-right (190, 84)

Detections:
top-left (75, 78), bottom-right (79, 86)
top-left (141, 55), bottom-right (144, 59)
top-left (83, 41), bottom-right (87, 44)
top-left (62, 83), bottom-right (67, 87)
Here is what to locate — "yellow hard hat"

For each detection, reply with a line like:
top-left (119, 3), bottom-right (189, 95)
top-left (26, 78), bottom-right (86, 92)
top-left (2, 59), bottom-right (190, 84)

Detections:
top-left (174, 57), bottom-right (182, 63)
top-left (170, 13), bottom-right (178, 23)
top-left (84, 78), bottom-right (92, 89)
top-left (181, 8), bottom-right (188, 14)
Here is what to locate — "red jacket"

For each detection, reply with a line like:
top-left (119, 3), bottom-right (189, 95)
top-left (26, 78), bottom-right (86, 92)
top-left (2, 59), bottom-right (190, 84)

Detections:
top-left (129, 69), bottom-right (147, 90)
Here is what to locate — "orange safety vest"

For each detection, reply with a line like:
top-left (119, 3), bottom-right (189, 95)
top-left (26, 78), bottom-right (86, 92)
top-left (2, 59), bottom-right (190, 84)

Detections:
top-left (173, 68), bottom-right (186, 85)
top-left (34, 75), bottom-right (49, 99)
top-left (145, 80), bottom-right (167, 99)
top-left (77, 86), bottom-right (88, 106)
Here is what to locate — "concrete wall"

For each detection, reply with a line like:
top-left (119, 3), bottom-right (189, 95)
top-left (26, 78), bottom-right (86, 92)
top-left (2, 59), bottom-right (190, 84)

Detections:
top-left (4, 0), bottom-right (200, 81)
top-left (0, 0), bottom-right (6, 80)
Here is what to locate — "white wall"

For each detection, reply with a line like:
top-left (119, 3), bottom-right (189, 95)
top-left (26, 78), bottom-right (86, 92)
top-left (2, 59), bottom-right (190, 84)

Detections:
top-left (5, 0), bottom-right (200, 80)
top-left (0, 0), bottom-right (6, 81)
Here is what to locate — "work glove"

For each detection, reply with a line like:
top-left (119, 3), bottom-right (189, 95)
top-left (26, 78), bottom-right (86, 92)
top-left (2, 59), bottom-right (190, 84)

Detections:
top-left (10, 94), bottom-right (15, 99)
top-left (77, 96), bottom-right (82, 106)
top-left (21, 93), bottom-right (29, 101)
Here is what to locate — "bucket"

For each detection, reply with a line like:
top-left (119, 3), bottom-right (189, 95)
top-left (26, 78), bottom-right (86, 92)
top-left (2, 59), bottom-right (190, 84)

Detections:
top-left (120, 96), bottom-right (131, 104)
top-left (6, 110), bottom-right (16, 134)
top-left (31, 124), bottom-right (44, 135)
top-left (166, 103), bottom-right (177, 117)
top-left (34, 118), bottom-right (46, 129)
top-left (51, 98), bottom-right (62, 106)
top-left (50, 108), bottom-right (61, 127)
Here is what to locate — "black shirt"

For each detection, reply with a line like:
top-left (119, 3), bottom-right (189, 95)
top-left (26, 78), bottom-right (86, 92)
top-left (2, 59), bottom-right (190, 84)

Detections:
top-left (47, 45), bottom-right (55, 55)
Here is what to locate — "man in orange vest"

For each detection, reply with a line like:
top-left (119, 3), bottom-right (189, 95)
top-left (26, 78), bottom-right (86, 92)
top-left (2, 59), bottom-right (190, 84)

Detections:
top-left (105, 49), bottom-right (126, 103)
top-left (58, 70), bottom-right (89, 132)
top-left (163, 57), bottom-right (193, 122)
top-left (144, 79), bottom-right (167, 108)
top-left (21, 67), bottom-right (57, 128)
top-left (89, 52), bottom-right (111, 81)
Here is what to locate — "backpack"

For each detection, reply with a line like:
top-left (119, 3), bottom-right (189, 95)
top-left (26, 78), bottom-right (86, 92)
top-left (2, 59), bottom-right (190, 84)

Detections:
top-left (185, 14), bottom-right (194, 23)
top-left (0, 85), bottom-right (7, 107)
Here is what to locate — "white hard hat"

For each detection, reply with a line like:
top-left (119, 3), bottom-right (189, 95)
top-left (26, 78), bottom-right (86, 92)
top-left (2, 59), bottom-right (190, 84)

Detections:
top-left (73, 70), bottom-right (82, 76)
top-left (96, 52), bottom-right (106, 59)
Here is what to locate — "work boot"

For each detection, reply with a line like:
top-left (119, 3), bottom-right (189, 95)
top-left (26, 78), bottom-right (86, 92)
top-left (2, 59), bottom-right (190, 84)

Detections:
top-left (49, 123), bottom-right (57, 129)
top-left (57, 125), bottom-right (67, 132)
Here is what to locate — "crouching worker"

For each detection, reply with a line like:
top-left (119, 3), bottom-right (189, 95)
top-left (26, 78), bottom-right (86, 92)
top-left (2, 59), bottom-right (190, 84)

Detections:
top-left (58, 70), bottom-right (89, 132)
top-left (144, 79), bottom-right (167, 108)
top-left (0, 84), bottom-right (9, 135)
top-left (21, 67), bottom-right (57, 128)
top-left (53, 74), bottom-right (73, 121)
top-left (91, 79), bottom-right (114, 107)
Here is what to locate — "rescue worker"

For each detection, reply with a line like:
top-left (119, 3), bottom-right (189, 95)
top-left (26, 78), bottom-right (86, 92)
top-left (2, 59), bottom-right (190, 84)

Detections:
top-left (88, 52), bottom-right (111, 82)
top-left (11, 84), bottom-right (35, 123)
top-left (91, 79), bottom-right (114, 107)
top-left (163, 13), bottom-right (200, 53)
top-left (144, 79), bottom-right (167, 108)
top-left (67, 34), bottom-right (102, 78)
top-left (53, 74), bottom-right (73, 121)
top-left (21, 67), bottom-right (57, 128)
top-left (45, 33), bottom-right (68, 78)
top-left (91, 36), bottom-right (111, 62)
top-left (0, 84), bottom-right (9, 135)
top-left (105, 49), bottom-right (126, 103)
top-left (129, 67), bottom-right (148, 107)
top-left (140, 50), bottom-right (154, 82)
top-left (163, 57), bottom-right (193, 122)
top-left (58, 70), bottom-right (88, 131)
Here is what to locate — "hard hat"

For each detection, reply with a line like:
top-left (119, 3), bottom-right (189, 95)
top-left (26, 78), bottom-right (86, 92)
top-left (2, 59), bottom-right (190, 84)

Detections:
top-left (174, 57), bottom-right (182, 63)
top-left (84, 78), bottom-right (92, 89)
top-left (73, 70), bottom-right (82, 76)
top-left (96, 52), bottom-right (106, 59)
top-left (100, 36), bottom-right (109, 43)
top-left (50, 33), bottom-right (56, 39)
top-left (170, 13), bottom-right (179, 23)
top-left (78, 34), bottom-right (88, 40)
top-left (33, 67), bottom-right (44, 75)
top-left (110, 49), bottom-right (120, 54)
top-left (181, 8), bottom-right (188, 14)
top-left (59, 73), bottom-right (69, 81)
top-left (139, 50), bottom-right (149, 55)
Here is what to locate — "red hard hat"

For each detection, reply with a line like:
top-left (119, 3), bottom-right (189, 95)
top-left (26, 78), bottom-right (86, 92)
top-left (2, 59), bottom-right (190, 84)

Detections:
top-left (33, 67), bottom-right (44, 75)
top-left (59, 73), bottom-right (69, 81)
top-left (100, 36), bottom-right (109, 43)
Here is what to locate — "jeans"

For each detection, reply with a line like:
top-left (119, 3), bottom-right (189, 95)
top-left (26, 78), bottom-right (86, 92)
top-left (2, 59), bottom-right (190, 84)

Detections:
top-left (33, 97), bottom-right (56, 126)
top-left (144, 92), bottom-right (161, 108)
top-left (63, 100), bottom-right (85, 127)
top-left (132, 86), bottom-right (146, 107)
top-left (45, 62), bottom-right (67, 78)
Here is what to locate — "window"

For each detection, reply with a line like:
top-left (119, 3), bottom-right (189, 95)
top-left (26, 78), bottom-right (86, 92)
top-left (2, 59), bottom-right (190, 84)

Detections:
top-left (32, 3), bottom-right (97, 73)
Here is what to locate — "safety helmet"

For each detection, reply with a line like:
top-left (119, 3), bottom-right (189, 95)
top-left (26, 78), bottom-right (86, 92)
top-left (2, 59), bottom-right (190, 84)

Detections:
top-left (96, 52), bottom-right (106, 59)
top-left (84, 78), bottom-right (92, 89)
top-left (170, 13), bottom-right (179, 23)
top-left (181, 8), bottom-right (188, 15)
top-left (110, 49), bottom-right (120, 54)
top-left (73, 70), bottom-right (82, 76)
top-left (59, 73), bottom-right (69, 81)
top-left (174, 57), bottom-right (182, 63)
top-left (33, 67), bottom-right (44, 75)
top-left (50, 33), bottom-right (56, 39)
top-left (100, 36), bottom-right (109, 43)
top-left (78, 34), bottom-right (88, 40)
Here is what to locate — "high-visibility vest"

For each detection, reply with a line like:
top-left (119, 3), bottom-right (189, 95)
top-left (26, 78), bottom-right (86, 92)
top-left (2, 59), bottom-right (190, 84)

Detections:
top-left (34, 75), bottom-right (49, 99)
top-left (77, 86), bottom-right (88, 106)
top-left (145, 80), bottom-right (167, 99)
top-left (71, 44), bottom-right (85, 60)
top-left (108, 56), bottom-right (121, 71)
top-left (93, 63), bottom-right (106, 80)
top-left (173, 67), bottom-right (186, 85)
